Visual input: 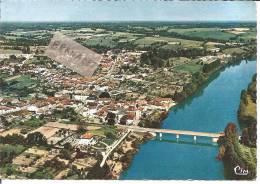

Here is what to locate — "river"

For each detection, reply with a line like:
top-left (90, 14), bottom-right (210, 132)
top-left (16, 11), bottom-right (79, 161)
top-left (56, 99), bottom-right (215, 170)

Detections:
top-left (120, 59), bottom-right (256, 180)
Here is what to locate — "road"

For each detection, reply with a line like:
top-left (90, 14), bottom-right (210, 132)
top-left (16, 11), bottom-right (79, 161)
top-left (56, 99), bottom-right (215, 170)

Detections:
top-left (100, 130), bottom-right (131, 167)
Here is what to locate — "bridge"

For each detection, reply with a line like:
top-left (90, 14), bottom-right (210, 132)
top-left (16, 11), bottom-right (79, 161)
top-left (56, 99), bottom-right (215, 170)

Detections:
top-left (117, 125), bottom-right (224, 142)
top-left (99, 126), bottom-right (224, 167)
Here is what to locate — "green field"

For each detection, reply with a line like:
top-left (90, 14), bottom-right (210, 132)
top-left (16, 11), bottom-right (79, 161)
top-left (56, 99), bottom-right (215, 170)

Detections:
top-left (237, 31), bottom-right (257, 41)
top-left (19, 117), bottom-right (46, 128)
top-left (30, 167), bottom-right (57, 179)
top-left (0, 144), bottom-right (26, 155)
top-left (168, 28), bottom-right (219, 33)
top-left (135, 36), bottom-right (202, 49)
top-left (168, 28), bottom-right (237, 41)
top-left (2, 75), bottom-right (38, 97)
top-left (168, 27), bottom-right (256, 42)
top-left (88, 125), bottom-right (116, 137)
top-left (0, 144), bottom-right (26, 166)
top-left (81, 32), bottom-right (140, 48)
top-left (184, 30), bottom-right (236, 41)
top-left (175, 63), bottom-right (202, 73)
top-left (83, 35), bottom-right (117, 48)
top-left (6, 75), bottom-right (37, 90)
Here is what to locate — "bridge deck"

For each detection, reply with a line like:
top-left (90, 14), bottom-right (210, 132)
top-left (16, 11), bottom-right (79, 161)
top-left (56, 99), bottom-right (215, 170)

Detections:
top-left (117, 125), bottom-right (224, 138)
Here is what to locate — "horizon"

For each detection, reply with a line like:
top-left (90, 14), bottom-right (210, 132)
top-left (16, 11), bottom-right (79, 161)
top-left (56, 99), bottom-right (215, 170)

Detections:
top-left (1, 0), bottom-right (256, 22)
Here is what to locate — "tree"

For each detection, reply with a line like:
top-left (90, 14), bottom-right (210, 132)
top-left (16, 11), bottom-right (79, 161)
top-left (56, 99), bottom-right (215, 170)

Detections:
top-left (60, 143), bottom-right (73, 160)
top-left (6, 166), bottom-right (13, 176)
top-left (0, 134), bottom-right (25, 145)
top-left (241, 123), bottom-right (256, 147)
top-left (86, 162), bottom-right (110, 179)
top-left (77, 120), bottom-right (87, 134)
top-left (39, 114), bottom-right (45, 120)
top-left (64, 142), bottom-right (73, 150)
top-left (105, 132), bottom-right (116, 139)
top-left (0, 78), bottom-right (5, 87)
top-left (0, 116), bottom-right (10, 127)
top-left (26, 132), bottom-right (47, 146)
top-left (119, 115), bottom-right (128, 125)
top-left (99, 91), bottom-right (111, 98)
top-left (9, 55), bottom-right (16, 60)
top-left (224, 122), bottom-right (238, 138)
top-left (105, 112), bottom-right (116, 125)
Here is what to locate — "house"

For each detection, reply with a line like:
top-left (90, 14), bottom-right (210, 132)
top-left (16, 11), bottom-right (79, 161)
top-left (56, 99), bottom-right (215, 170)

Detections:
top-left (78, 133), bottom-right (96, 145)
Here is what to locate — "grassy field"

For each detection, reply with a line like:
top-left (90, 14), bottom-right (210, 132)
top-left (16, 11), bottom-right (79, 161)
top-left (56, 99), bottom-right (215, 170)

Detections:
top-left (0, 144), bottom-right (26, 156)
top-left (174, 63), bottom-right (202, 74)
top-left (184, 30), bottom-right (236, 41)
top-left (2, 74), bottom-right (38, 97)
top-left (83, 35), bottom-right (118, 48)
top-left (19, 117), bottom-right (46, 128)
top-left (88, 125), bottom-right (116, 137)
top-left (0, 144), bottom-right (26, 167)
top-left (168, 28), bottom-right (237, 41)
top-left (237, 31), bottom-right (256, 41)
top-left (168, 28), bottom-right (218, 33)
top-left (82, 32), bottom-right (140, 48)
top-left (30, 167), bottom-right (56, 179)
top-left (5, 75), bottom-right (37, 90)
top-left (135, 36), bottom-right (203, 49)
top-left (168, 27), bottom-right (256, 42)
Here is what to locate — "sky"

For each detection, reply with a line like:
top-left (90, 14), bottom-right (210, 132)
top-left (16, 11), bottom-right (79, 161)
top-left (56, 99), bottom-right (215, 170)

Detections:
top-left (0, 0), bottom-right (257, 22)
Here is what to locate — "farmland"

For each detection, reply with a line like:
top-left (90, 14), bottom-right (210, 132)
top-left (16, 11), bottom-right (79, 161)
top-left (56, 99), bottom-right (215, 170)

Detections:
top-left (169, 28), bottom-right (237, 41)
top-left (134, 36), bottom-right (203, 49)
top-left (167, 27), bottom-right (256, 42)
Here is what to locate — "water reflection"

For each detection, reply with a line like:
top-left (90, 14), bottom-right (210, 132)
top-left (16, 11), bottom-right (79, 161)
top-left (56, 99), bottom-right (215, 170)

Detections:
top-left (153, 137), bottom-right (219, 148)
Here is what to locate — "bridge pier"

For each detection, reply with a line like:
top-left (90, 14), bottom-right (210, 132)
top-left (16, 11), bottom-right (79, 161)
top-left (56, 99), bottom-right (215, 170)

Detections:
top-left (193, 136), bottom-right (197, 142)
top-left (159, 133), bottom-right (162, 139)
top-left (212, 137), bottom-right (219, 143)
top-left (176, 134), bottom-right (179, 140)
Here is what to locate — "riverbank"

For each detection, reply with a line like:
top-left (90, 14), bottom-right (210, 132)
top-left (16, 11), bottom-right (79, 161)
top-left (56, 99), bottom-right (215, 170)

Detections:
top-left (238, 74), bottom-right (257, 129)
top-left (217, 123), bottom-right (256, 180)
top-left (174, 54), bottom-right (256, 103)
top-left (217, 74), bottom-right (257, 180)
top-left (105, 131), bottom-right (154, 179)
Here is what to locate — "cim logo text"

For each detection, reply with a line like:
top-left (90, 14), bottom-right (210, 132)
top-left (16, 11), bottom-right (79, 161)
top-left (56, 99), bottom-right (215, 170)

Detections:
top-left (234, 165), bottom-right (249, 176)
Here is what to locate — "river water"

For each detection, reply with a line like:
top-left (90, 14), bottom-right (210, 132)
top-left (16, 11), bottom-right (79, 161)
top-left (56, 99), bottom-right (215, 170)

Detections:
top-left (121, 60), bottom-right (256, 180)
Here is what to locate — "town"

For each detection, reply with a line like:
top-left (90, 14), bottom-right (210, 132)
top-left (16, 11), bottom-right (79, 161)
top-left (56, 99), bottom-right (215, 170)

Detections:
top-left (0, 21), bottom-right (256, 179)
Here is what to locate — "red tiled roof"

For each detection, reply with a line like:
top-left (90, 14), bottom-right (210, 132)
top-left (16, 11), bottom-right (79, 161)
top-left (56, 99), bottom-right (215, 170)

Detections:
top-left (81, 133), bottom-right (94, 139)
